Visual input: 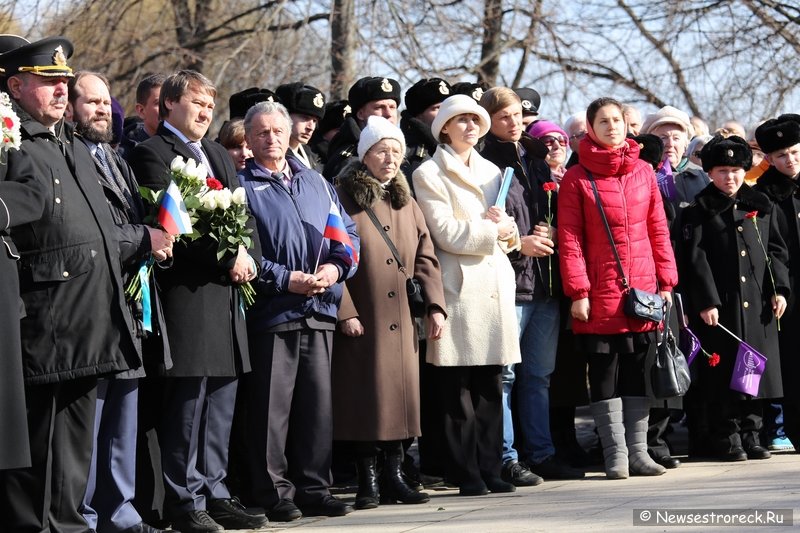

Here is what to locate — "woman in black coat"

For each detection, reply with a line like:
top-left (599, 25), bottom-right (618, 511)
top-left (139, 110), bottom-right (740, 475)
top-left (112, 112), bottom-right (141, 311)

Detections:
top-left (679, 135), bottom-right (789, 461)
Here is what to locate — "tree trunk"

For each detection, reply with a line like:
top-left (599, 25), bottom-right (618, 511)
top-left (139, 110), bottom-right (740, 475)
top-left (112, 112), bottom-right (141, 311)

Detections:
top-left (478, 0), bottom-right (502, 87)
top-left (330, 0), bottom-right (355, 99)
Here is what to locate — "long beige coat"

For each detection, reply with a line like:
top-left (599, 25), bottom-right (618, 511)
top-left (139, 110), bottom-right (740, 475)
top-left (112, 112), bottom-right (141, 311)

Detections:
top-left (331, 162), bottom-right (446, 441)
top-left (412, 144), bottom-right (522, 367)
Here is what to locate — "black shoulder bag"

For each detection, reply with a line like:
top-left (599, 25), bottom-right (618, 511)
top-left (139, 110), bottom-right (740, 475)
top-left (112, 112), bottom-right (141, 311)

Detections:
top-left (586, 171), bottom-right (664, 323)
top-left (364, 207), bottom-right (427, 318)
top-left (650, 302), bottom-right (691, 398)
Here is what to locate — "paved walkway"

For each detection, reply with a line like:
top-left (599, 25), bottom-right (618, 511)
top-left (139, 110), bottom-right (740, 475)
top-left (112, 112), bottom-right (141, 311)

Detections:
top-left (231, 450), bottom-right (799, 532)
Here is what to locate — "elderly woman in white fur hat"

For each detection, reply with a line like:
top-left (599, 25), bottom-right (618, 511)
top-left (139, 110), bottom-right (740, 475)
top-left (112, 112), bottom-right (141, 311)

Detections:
top-left (331, 116), bottom-right (447, 510)
top-left (412, 94), bottom-right (522, 496)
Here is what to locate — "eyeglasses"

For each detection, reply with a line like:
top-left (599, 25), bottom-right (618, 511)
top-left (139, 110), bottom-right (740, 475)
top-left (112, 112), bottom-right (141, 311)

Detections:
top-left (569, 131), bottom-right (586, 142)
top-left (541, 135), bottom-right (568, 147)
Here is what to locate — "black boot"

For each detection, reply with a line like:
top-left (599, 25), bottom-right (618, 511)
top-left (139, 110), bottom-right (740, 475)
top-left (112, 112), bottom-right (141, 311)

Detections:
top-left (354, 455), bottom-right (380, 509)
top-left (380, 443), bottom-right (430, 504)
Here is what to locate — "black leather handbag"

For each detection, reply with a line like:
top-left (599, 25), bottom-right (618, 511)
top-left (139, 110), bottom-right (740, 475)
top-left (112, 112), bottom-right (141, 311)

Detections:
top-left (364, 207), bottom-right (427, 318)
top-left (650, 303), bottom-right (691, 398)
top-left (587, 172), bottom-right (664, 323)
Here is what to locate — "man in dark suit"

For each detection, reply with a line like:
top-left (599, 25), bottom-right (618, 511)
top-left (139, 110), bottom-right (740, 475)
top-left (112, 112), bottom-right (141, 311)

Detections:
top-left (69, 71), bottom-right (174, 533)
top-left (0, 36), bottom-right (140, 532)
top-left (130, 70), bottom-right (267, 533)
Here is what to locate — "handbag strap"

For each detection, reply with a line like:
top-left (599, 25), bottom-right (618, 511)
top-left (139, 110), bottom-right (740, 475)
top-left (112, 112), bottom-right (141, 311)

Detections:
top-left (364, 205), bottom-right (410, 278)
top-left (586, 171), bottom-right (629, 290)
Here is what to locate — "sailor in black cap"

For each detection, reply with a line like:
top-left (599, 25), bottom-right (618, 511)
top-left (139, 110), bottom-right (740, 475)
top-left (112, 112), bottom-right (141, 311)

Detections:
top-left (400, 78), bottom-right (451, 181)
top-left (275, 82), bottom-right (326, 172)
top-left (229, 87), bottom-right (280, 120)
top-left (0, 36), bottom-right (141, 532)
top-left (308, 99), bottom-right (350, 165)
top-left (322, 76), bottom-right (401, 180)
top-left (513, 87), bottom-right (541, 128)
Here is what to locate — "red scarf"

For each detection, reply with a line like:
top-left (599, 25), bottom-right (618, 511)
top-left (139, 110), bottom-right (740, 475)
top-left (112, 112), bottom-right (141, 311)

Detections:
top-left (579, 120), bottom-right (641, 177)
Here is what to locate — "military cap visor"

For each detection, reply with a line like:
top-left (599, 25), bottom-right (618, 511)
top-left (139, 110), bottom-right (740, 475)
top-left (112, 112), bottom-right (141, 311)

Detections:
top-left (0, 36), bottom-right (74, 77)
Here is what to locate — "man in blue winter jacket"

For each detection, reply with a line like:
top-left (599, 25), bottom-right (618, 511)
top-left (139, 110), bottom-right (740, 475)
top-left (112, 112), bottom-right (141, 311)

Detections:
top-left (237, 100), bottom-right (359, 522)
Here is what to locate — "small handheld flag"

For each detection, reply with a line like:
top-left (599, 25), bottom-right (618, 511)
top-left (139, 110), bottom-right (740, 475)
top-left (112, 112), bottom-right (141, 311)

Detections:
top-left (158, 181), bottom-right (193, 235)
top-left (322, 201), bottom-right (359, 267)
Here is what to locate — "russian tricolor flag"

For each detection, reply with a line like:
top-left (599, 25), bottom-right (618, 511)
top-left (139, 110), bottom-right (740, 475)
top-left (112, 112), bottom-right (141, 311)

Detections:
top-left (158, 181), bottom-right (193, 235)
top-left (323, 201), bottom-right (359, 267)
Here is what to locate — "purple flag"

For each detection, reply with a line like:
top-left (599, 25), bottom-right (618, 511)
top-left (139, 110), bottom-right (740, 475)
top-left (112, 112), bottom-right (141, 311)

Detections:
top-left (729, 340), bottom-right (768, 397)
top-left (679, 326), bottom-right (701, 366)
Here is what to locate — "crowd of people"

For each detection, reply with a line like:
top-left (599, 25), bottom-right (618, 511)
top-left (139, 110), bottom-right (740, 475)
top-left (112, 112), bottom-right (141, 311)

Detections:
top-left (0, 33), bottom-right (799, 533)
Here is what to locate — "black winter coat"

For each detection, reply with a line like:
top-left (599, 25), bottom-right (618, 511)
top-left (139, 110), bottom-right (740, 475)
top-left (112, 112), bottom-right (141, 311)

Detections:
top-left (0, 152), bottom-right (45, 469)
top-left (399, 112), bottom-right (438, 188)
top-left (129, 124), bottom-right (260, 377)
top-left (9, 110), bottom-right (139, 385)
top-left (753, 167), bottom-right (800, 400)
top-left (480, 132), bottom-right (560, 300)
top-left (679, 183), bottom-right (789, 399)
top-left (323, 116), bottom-right (360, 180)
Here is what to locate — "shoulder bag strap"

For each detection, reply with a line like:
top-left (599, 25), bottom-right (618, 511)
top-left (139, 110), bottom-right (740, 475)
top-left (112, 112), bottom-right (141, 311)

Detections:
top-left (364, 205), bottom-right (410, 277)
top-left (586, 170), bottom-right (629, 290)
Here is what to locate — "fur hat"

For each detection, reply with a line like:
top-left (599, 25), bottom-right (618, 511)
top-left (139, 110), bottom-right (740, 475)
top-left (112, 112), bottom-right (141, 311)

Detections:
top-left (632, 133), bottom-right (665, 169)
top-left (357, 115), bottom-right (406, 161)
top-left (450, 82), bottom-right (487, 103)
top-left (0, 36), bottom-right (73, 78)
top-left (317, 99), bottom-right (351, 136)
top-left (699, 134), bottom-right (752, 172)
top-left (514, 87), bottom-right (541, 115)
top-left (229, 87), bottom-right (280, 120)
top-left (431, 94), bottom-right (491, 143)
top-left (755, 116), bottom-right (800, 155)
top-left (527, 120), bottom-right (568, 143)
top-left (348, 77), bottom-right (401, 113)
top-left (641, 105), bottom-right (694, 137)
top-left (404, 78), bottom-right (451, 117)
top-left (275, 82), bottom-right (326, 120)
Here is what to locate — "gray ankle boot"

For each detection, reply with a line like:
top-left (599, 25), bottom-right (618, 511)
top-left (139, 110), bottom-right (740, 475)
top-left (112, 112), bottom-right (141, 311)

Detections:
top-left (622, 396), bottom-right (666, 476)
top-left (590, 397), bottom-right (629, 479)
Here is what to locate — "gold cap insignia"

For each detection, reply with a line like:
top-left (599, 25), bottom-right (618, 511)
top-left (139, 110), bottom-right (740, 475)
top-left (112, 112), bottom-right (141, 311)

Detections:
top-left (521, 100), bottom-right (532, 110)
top-left (381, 78), bottom-right (392, 92)
top-left (313, 93), bottom-right (324, 109)
top-left (727, 149), bottom-right (734, 157)
top-left (777, 131), bottom-right (784, 138)
top-left (266, 96), bottom-right (274, 102)
top-left (343, 104), bottom-right (352, 117)
top-left (472, 88), bottom-right (484, 101)
top-left (439, 81), bottom-right (449, 95)
top-left (52, 45), bottom-right (67, 66)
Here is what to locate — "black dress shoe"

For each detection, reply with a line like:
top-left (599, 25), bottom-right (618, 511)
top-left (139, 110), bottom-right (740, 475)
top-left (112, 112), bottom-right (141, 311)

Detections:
top-left (207, 497), bottom-right (269, 529)
top-left (459, 479), bottom-right (489, 496)
top-left (267, 498), bottom-right (302, 522)
top-left (526, 456), bottom-right (585, 480)
top-left (653, 455), bottom-right (681, 469)
top-left (719, 446), bottom-right (748, 462)
top-left (484, 477), bottom-right (516, 493)
top-left (745, 445), bottom-right (772, 460)
top-left (120, 523), bottom-right (169, 533)
top-left (298, 495), bottom-right (354, 517)
top-left (170, 510), bottom-right (223, 533)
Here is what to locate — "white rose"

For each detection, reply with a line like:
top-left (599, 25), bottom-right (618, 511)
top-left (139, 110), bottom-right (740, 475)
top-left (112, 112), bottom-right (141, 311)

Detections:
top-left (199, 191), bottom-right (217, 210)
top-left (216, 188), bottom-right (232, 210)
top-left (183, 158), bottom-right (198, 179)
top-left (192, 162), bottom-right (208, 182)
top-left (232, 187), bottom-right (247, 206)
top-left (170, 156), bottom-right (186, 173)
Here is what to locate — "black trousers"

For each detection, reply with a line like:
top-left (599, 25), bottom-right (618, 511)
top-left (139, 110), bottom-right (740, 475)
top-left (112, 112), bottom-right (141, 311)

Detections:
top-left (0, 377), bottom-right (97, 533)
top-left (707, 397), bottom-right (763, 452)
top-left (245, 328), bottom-right (333, 508)
top-left (439, 365), bottom-right (503, 485)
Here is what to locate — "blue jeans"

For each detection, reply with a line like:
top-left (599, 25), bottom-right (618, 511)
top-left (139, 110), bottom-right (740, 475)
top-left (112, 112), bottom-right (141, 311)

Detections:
top-left (502, 298), bottom-right (560, 464)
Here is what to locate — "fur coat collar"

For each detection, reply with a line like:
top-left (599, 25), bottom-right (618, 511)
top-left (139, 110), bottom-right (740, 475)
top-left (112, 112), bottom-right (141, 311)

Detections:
top-left (336, 160), bottom-right (412, 210)
top-left (694, 181), bottom-right (772, 218)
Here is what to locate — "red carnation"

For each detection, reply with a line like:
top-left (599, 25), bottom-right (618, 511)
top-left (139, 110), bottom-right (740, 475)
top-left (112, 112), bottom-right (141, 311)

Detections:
top-left (543, 181), bottom-right (557, 192)
top-left (3, 117), bottom-right (13, 129)
top-left (708, 353), bottom-right (721, 367)
top-left (206, 177), bottom-right (223, 191)
top-left (745, 210), bottom-right (758, 219)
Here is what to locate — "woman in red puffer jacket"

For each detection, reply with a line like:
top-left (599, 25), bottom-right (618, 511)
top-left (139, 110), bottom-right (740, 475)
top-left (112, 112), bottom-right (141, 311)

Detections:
top-left (558, 97), bottom-right (678, 480)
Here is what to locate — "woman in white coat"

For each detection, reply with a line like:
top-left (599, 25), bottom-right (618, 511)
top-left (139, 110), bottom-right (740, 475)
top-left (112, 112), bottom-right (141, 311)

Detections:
top-left (412, 94), bottom-right (522, 496)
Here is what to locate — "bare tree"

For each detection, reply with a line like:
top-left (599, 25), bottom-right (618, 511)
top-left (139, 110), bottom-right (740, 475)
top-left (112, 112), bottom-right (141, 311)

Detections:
top-left (330, 0), bottom-right (355, 99)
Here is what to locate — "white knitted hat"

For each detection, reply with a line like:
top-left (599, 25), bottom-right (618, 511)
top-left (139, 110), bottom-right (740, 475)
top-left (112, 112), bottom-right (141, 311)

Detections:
top-left (357, 115), bottom-right (407, 161)
top-left (431, 94), bottom-right (491, 143)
